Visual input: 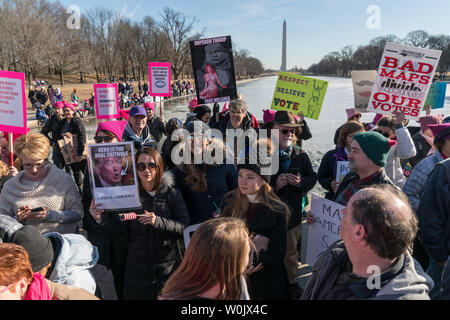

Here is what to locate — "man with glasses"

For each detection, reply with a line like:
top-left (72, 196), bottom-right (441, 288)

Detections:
top-left (269, 111), bottom-right (317, 299)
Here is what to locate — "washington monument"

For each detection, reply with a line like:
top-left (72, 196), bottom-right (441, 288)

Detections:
top-left (280, 20), bottom-right (287, 71)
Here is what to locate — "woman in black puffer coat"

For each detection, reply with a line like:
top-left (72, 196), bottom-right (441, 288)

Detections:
top-left (102, 147), bottom-right (189, 300)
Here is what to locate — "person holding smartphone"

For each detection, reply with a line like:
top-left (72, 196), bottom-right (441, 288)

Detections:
top-left (269, 111), bottom-right (317, 299)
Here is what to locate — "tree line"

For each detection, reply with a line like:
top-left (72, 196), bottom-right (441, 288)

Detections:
top-left (0, 0), bottom-right (264, 86)
top-left (308, 31), bottom-right (450, 76)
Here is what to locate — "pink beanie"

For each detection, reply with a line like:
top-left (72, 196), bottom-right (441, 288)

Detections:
top-left (63, 103), bottom-right (76, 112)
top-left (189, 98), bottom-right (199, 109)
top-left (346, 108), bottom-right (362, 120)
top-left (119, 109), bottom-right (130, 120)
top-left (95, 120), bottom-right (128, 142)
top-left (263, 109), bottom-right (276, 123)
top-left (418, 115), bottom-right (444, 132)
top-left (143, 102), bottom-right (156, 111)
top-left (54, 101), bottom-right (65, 109)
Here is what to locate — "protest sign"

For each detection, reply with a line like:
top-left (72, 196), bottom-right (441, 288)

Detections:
top-left (190, 35), bottom-right (237, 104)
top-left (305, 194), bottom-right (344, 267)
top-left (336, 161), bottom-right (350, 183)
top-left (93, 83), bottom-right (119, 120)
top-left (351, 70), bottom-right (377, 112)
top-left (270, 72), bottom-right (328, 120)
top-left (88, 141), bottom-right (141, 210)
top-left (57, 134), bottom-right (88, 165)
top-left (0, 71), bottom-right (27, 134)
top-left (424, 82), bottom-right (447, 109)
top-left (148, 62), bottom-right (171, 97)
top-left (367, 42), bottom-right (442, 120)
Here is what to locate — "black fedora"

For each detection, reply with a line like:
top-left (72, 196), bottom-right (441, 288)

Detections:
top-left (273, 111), bottom-right (301, 128)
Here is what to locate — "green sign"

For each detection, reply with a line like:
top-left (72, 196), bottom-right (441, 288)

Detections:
top-left (270, 72), bottom-right (328, 120)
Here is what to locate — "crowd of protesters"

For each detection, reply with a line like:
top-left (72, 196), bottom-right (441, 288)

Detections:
top-left (0, 87), bottom-right (449, 302)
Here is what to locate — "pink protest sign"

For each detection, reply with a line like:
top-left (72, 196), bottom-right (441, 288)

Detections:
top-left (148, 62), bottom-right (171, 97)
top-left (94, 83), bottom-right (120, 120)
top-left (0, 71), bottom-right (27, 135)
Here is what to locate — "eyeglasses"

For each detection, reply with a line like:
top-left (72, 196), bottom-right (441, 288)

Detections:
top-left (23, 160), bottom-right (47, 169)
top-left (94, 136), bottom-right (114, 143)
top-left (280, 129), bottom-right (296, 135)
top-left (137, 162), bottom-right (158, 171)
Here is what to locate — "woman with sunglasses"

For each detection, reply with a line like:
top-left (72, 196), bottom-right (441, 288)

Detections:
top-left (98, 147), bottom-right (189, 300)
top-left (82, 120), bottom-right (128, 300)
top-left (0, 133), bottom-right (82, 235)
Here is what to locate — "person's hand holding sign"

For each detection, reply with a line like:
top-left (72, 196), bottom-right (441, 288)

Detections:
top-left (139, 210), bottom-right (157, 226)
top-left (89, 199), bottom-right (104, 224)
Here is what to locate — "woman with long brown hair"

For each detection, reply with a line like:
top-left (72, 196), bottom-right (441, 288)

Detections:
top-left (220, 139), bottom-right (292, 300)
top-left (99, 147), bottom-right (189, 300)
top-left (159, 217), bottom-right (250, 300)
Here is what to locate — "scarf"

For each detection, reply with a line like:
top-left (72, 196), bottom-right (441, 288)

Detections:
top-left (419, 131), bottom-right (435, 156)
top-left (24, 273), bottom-right (52, 300)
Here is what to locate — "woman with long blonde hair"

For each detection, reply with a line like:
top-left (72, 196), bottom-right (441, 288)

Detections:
top-left (221, 139), bottom-right (292, 300)
top-left (159, 217), bottom-right (250, 300)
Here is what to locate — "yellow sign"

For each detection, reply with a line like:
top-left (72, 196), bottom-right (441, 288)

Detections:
top-left (270, 72), bottom-right (328, 120)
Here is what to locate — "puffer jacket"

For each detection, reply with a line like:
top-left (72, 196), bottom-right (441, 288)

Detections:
top-left (44, 232), bottom-right (99, 295)
top-left (301, 240), bottom-right (433, 300)
top-left (102, 171), bottom-right (190, 300)
top-left (402, 151), bottom-right (444, 211)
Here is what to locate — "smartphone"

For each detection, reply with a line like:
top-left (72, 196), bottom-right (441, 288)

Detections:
top-left (30, 207), bottom-right (44, 213)
top-left (288, 168), bottom-right (300, 175)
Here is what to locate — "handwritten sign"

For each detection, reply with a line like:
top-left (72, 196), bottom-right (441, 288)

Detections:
top-left (148, 62), bottom-right (171, 97)
top-left (0, 70), bottom-right (27, 134)
top-left (336, 161), bottom-right (350, 183)
top-left (367, 42), bottom-right (442, 120)
top-left (93, 83), bottom-right (119, 120)
top-left (270, 72), bottom-right (328, 120)
top-left (88, 142), bottom-right (140, 210)
top-left (305, 195), bottom-right (344, 267)
top-left (351, 70), bottom-right (377, 113)
top-left (424, 82), bottom-right (447, 109)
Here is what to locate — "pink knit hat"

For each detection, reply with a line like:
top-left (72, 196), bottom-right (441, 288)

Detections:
top-left (95, 120), bottom-right (128, 142)
top-left (429, 123), bottom-right (450, 140)
top-left (143, 102), bottom-right (156, 111)
top-left (119, 109), bottom-right (129, 120)
top-left (189, 98), bottom-right (199, 109)
top-left (418, 115), bottom-right (444, 132)
top-left (63, 103), bottom-right (76, 112)
top-left (54, 101), bottom-right (65, 109)
top-left (221, 102), bottom-right (229, 114)
top-left (263, 109), bottom-right (276, 123)
top-left (346, 108), bottom-right (362, 120)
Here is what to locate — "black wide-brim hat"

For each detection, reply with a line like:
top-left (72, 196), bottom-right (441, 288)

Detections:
top-left (273, 111), bottom-right (301, 128)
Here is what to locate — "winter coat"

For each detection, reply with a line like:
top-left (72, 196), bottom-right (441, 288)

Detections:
top-left (147, 116), bottom-right (166, 145)
top-left (122, 122), bottom-right (157, 150)
top-left (221, 191), bottom-right (291, 300)
top-left (0, 165), bottom-right (83, 234)
top-left (41, 114), bottom-right (64, 149)
top-left (318, 146), bottom-right (348, 199)
top-left (36, 90), bottom-right (48, 105)
top-left (173, 162), bottom-right (238, 225)
top-left (212, 110), bottom-right (260, 136)
top-left (402, 151), bottom-right (444, 211)
top-left (81, 165), bottom-right (128, 269)
top-left (417, 159), bottom-right (450, 264)
top-left (270, 146), bottom-right (317, 230)
top-left (384, 127), bottom-right (416, 188)
top-left (102, 172), bottom-right (190, 300)
top-left (301, 240), bottom-right (433, 300)
top-left (45, 232), bottom-right (99, 294)
top-left (408, 132), bottom-right (433, 168)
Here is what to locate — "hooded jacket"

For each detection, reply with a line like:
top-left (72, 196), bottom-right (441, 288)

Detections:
top-left (301, 240), bottom-right (433, 300)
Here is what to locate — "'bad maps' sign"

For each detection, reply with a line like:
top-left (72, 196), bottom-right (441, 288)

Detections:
top-left (305, 195), bottom-right (344, 267)
top-left (351, 70), bottom-right (377, 113)
top-left (367, 42), bottom-right (442, 120)
top-left (424, 82), bottom-right (447, 109)
top-left (271, 72), bottom-right (328, 120)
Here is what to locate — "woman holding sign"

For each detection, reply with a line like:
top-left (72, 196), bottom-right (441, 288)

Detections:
top-left (318, 121), bottom-right (365, 199)
top-left (221, 139), bottom-right (292, 300)
top-left (99, 147), bottom-right (189, 300)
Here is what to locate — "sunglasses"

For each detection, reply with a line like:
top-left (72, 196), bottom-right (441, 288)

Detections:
top-left (137, 162), bottom-right (158, 171)
top-left (280, 129), bottom-right (296, 135)
top-left (94, 136), bottom-right (114, 143)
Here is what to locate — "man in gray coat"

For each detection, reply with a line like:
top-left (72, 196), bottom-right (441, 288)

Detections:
top-left (301, 184), bottom-right (433, 300)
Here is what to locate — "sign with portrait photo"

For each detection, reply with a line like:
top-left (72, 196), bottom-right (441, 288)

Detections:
top-left (88, 141), bottom-right (141, 210)
top-left (190, 35), bottom-right (237, 104)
